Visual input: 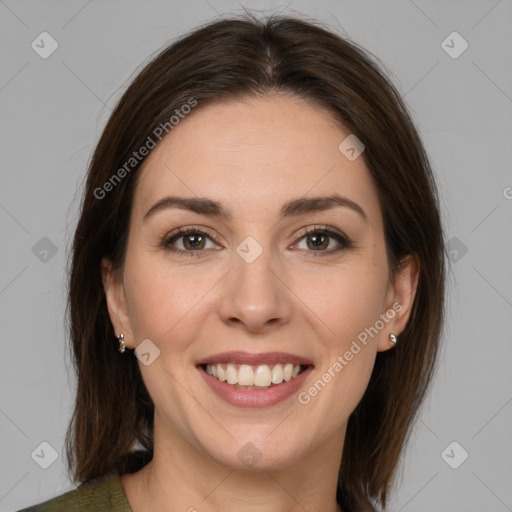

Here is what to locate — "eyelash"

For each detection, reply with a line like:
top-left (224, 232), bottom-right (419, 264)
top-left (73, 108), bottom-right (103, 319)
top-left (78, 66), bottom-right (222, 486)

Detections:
top-left (161, 225), bottom-right (353, 258)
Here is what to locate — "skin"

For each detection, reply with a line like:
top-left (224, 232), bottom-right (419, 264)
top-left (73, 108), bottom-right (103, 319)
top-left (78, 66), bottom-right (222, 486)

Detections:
top-left (102, 93), bottom-right (419, 512)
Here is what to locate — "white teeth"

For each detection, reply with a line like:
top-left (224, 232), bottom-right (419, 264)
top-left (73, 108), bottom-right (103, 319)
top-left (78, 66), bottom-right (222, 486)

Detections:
top-left (254, 365), bottom-right (272, 387)
top-left (217, 364), bottom-right (226, 381)
top-left (226, 364), bottom-right (238, 384)
top-left (271, 364), bottom-right (284, 384)
top-left (205, 363), bottom-right (304, 387)
top-left (283, 363), bottom-right (293, 381)
top-left (238, 364), bottom-right (254, 385)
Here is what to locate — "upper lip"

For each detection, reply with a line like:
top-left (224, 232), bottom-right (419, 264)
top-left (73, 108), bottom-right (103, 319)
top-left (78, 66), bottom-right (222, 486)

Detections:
top-left (196, 351), bottom-right (314, 367)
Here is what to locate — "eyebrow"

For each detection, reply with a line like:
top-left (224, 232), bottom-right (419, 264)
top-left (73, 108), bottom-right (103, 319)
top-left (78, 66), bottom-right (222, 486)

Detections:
top-left (143, 194), bottom-right (368, 223)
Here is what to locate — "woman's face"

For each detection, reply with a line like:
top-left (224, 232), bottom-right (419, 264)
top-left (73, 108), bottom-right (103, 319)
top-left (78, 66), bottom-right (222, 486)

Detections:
top-left (103, 94), bottom-right (418, 471)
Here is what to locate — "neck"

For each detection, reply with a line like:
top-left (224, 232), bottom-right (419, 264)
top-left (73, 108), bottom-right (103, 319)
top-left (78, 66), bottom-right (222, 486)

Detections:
top-left (121, 413), bottom-right (346, 512)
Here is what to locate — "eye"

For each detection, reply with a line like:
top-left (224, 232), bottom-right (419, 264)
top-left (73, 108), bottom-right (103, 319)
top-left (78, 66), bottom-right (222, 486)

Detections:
top-left (293, 225), bottom-right (352, 255)
top-left (161, 227), bottom-right (220, 258)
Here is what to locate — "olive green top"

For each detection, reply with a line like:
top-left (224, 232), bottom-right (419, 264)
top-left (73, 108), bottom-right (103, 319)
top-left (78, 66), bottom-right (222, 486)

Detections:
top-left (17, 473), bottom-right (132, 512)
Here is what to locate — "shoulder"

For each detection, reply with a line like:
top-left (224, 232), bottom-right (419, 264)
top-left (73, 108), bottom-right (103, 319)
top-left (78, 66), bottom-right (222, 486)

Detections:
top-left (17, 473), bottom-right (132, 512)
top-left (17, 486), bottom-right (80, 512)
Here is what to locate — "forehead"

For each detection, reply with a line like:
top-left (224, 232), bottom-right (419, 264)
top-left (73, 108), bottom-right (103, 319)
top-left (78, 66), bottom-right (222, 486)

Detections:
top-left (133, 94), bottom-right (381, 224)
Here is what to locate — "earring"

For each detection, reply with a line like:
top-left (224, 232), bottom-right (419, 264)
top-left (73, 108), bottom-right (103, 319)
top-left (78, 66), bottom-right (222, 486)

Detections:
top-left (117, 333), bottom-right (126, 353)
top-left (389, 333), bottom-right (397, 345)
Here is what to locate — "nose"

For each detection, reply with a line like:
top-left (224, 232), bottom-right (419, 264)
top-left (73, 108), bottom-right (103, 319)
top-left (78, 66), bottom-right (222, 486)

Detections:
top-left (217, 243), bottom-right (293, 333)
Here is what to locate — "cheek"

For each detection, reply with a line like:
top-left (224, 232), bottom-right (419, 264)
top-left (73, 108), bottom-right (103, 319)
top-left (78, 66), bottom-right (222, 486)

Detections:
top-left (298, 261), bottom-right (388, 350)
top-left (122, 251), bottom-right (216, 348)
top-left (300, 272), bottom-right (383, 420)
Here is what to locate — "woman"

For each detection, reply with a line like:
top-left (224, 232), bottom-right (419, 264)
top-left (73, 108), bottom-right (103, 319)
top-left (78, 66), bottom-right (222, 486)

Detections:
top-left (19, 12), bottom-right (446, 512)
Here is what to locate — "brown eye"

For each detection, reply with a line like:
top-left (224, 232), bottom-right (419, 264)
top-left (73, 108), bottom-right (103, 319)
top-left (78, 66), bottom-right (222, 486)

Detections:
top-left (162, 227), bottom-right (219, 257)
top-left (294, 226), bottom-right (352, 255)
top-left (181, 232), bottom-right (206, 250)
top-left (305, 232), bottom-right (330, 251)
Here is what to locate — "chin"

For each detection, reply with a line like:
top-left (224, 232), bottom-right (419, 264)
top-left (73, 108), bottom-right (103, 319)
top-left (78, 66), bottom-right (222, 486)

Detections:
top-left (203, 435), bottom-right (304, 472)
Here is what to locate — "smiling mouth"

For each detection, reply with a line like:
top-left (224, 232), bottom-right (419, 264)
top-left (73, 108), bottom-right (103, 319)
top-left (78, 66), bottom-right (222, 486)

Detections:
top-left (199, 363), bottom-right (310, 390)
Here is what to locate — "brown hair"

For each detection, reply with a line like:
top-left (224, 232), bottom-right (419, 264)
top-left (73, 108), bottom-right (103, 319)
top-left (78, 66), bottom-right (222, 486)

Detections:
top-left (65, 12), bottom-right (447, 511)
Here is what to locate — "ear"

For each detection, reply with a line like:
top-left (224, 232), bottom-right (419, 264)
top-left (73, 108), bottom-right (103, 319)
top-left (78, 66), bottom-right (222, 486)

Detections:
top-left (101, 257), bottom-right (134, 349)
top-left (377, 254), bottom-right (420, 352)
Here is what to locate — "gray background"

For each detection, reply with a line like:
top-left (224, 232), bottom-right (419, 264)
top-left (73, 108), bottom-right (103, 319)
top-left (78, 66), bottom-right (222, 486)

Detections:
top-left (1, 0), bottom-right (511, 511)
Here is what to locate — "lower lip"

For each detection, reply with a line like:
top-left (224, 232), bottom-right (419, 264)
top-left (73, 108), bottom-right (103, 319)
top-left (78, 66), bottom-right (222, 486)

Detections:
top-left (197, 365), bottom-right (313, 408)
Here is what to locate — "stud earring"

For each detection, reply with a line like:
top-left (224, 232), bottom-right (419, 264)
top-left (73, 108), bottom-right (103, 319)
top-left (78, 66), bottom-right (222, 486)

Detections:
top-left (117, 333), bottom-right (126, 353)
top-left (389, 333), bottom-right (397, 345)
